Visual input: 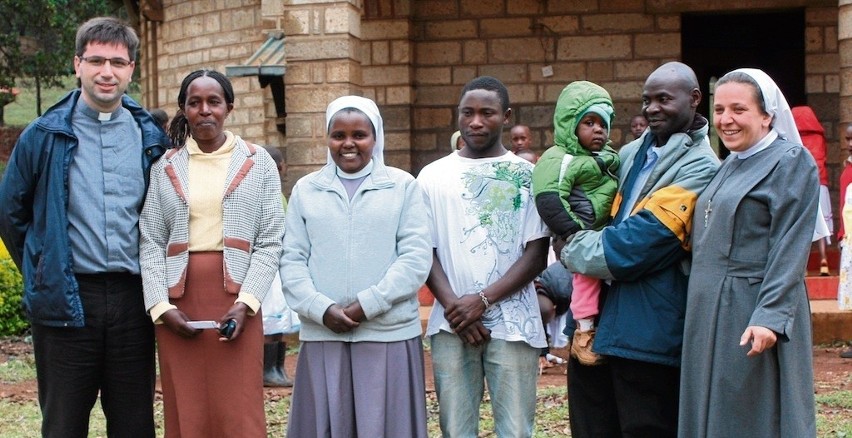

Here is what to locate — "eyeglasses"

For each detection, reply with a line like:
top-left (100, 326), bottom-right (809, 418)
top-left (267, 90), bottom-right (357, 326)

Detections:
top-left (79, 56), bottom-right (133, 69)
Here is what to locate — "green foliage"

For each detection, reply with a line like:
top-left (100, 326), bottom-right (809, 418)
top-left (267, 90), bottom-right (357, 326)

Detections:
top-left (0, 257), bottom-right (26, 336)
top-left (0, 0), bottom-right (111, 120)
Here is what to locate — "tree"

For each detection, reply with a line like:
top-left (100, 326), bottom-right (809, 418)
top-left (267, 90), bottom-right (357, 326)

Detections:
top-left (0, 0), bottom-right (112, 122)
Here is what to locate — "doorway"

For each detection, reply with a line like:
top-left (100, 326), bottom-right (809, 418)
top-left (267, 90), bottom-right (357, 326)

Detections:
top-left (682, 9), bottom-right (805, 157)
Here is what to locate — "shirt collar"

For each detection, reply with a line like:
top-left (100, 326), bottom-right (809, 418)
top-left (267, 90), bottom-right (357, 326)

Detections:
top-left (75, 97), bottom-right (123, 122)
top-left (336, 159), bottom-right (374, 179)
top-left (730, 130), bottom-right (778, 160)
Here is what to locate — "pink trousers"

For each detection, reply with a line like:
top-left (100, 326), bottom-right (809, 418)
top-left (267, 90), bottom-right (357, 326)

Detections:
top-left (570, 272), bottom-right (601, 320)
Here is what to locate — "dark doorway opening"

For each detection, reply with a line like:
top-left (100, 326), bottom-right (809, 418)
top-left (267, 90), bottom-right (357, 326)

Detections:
top-left (682, 9), bottom-right (805, 158)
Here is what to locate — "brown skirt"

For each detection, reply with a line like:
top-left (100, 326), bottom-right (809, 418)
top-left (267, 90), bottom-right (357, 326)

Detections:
top-left (156, 251), bottom-right (265, 438)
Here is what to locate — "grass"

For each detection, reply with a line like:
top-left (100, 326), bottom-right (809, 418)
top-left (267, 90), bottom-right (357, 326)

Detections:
top-left (0, 355), bottom-right (35, 383)
top-left (3, 76), bottom-right (78, 127)
top-left (0, 343), bottom-right (848, 437)
top-left (3, 76), bottom-right (142, 128)
top-left (816, 390), bottom-right (852, 437)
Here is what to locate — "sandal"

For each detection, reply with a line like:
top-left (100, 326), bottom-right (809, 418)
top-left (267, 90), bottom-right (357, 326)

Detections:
top-left (820, 260), bottom-right (830, 276)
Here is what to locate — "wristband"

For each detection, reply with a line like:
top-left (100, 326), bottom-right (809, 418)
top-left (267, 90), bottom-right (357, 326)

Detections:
top-left (478, 291), bottom-right (491, 309)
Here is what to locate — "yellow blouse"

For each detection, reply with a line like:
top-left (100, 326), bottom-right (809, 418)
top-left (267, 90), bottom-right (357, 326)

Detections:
top-left (186, 132), bottom-right (236, 251)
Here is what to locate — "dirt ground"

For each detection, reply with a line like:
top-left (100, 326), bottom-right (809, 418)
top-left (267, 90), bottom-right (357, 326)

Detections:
top-left (0, 338), bottom-right (849, 401)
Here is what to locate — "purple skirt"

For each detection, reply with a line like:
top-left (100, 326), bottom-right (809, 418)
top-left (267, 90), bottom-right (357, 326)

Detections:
top-left (286, 337), bottom-right (428, 438)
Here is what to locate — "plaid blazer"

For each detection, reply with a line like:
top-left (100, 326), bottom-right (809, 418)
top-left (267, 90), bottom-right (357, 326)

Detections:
top-left (139, 135), bottom-right (285, 311)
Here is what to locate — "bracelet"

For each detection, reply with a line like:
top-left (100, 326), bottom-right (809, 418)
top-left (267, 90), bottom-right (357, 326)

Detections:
top-left (478, 291), bottom-right (491, 309)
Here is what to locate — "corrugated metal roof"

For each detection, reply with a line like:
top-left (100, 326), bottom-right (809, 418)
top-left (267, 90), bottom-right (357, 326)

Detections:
top-left (225, 32), bottom-right (286, 77)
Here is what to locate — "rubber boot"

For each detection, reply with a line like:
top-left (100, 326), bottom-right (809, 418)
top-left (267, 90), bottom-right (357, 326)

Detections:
top-left (263, 342), bottom-right (289, 387)
top-left (277, 341), bottom-right (294, 387)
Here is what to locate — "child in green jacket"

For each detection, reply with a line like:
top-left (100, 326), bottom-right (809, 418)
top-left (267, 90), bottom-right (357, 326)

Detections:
top-left (532, 81), bottom-right (619, 366)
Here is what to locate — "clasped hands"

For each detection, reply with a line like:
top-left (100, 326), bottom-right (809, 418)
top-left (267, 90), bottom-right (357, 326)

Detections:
top-left (322, 302), bottom-right (365, 333)
top-left (445, 294), bottom-right (491, 346)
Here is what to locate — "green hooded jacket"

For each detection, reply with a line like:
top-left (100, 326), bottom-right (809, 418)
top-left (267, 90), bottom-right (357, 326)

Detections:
top-left (532, 81), bottom-right (620, 238)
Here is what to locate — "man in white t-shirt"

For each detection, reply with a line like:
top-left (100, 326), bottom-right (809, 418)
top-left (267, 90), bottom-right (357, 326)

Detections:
top-left (418, 76), bottom-right (550, 438)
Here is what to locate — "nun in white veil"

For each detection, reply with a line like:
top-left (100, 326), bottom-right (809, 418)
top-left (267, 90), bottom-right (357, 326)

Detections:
top-left (280, 95), bottom-right (433, 437)
top-left (678, 68), bottom-right (818, 437)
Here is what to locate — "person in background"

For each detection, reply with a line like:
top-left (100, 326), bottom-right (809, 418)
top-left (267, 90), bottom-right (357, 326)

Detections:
top-left (511, 123), bottom-right (533, 153)
top-left (450, 129), bottom-right (464, 152)
top-left (419, 76), bottom-right (549, 437)
top-left (0, 17), bottom-right (167, 438)
top-left (532, 80), bottom-right (619, 367)
top-left (793, 105), bottom-right (832, 275)
top-left (535, 241), bottom-right (573, 372)
top-left (282, 96), bottom-right (432, 437)
top-left (561, 62), bottom-right (719, 437)
top-left (139, 69), bottom-right (284, 437)
top-left (629, 114), bottom-right (648, 141)
top-left (150, 108), bottom-right (169, 133)
top-left (837, 124), bottom-right (852, 359)
top-left (260, 145), bottom-right (297, 387)
top-left (680, 68), bottom-right (817, 437)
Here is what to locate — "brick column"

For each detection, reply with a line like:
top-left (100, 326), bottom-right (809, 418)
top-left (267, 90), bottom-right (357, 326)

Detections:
top-left (280, 0), bottom-right (365, 189)
top-left (840, 0), bottom-right (852, 132)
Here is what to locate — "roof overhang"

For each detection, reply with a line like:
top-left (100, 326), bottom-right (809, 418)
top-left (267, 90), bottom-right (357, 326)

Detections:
top-left (225, 32), bottom-right (288, 134)
top-left (225, 32), bottom-right (286, 78)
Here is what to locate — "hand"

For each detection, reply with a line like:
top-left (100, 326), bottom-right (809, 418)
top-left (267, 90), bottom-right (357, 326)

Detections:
top-left (343, 301), bottom-right (366, 323)
top-left (444, 294), bottom-right (486, 334)
top-left (160, 308), bottom-right (200, 338)
top-left (217, 302), bottom-right (249, 342)
top-left (456, 320), bottom-right (491, 346)
top-left (740, 325), bottom-right (777, 357)
top-left (323, 304), bottom-right (360, 334)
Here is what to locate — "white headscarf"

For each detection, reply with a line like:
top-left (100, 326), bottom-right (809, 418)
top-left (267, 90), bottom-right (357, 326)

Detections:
top-left (731, 68), bottom-right (829, 241)
top-left (324, 95), bottom-right (384, 166)
top-left (731, 68), bottom-right (802, 146)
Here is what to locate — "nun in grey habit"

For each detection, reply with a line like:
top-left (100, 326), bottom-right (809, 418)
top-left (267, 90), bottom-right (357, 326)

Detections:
top-left (678, 68), bottom-right (818, 438)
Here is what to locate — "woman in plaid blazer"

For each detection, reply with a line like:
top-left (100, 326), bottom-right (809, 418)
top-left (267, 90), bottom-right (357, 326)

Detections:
top-left (139, 69), bottom-right (284, 438)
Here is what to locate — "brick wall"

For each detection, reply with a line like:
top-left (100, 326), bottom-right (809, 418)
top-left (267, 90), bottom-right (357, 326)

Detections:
top-left (145, 0), bottom-right (274, 146)
top-left (806, 6), bottom-right (843, 225)
top-left (141, 0), bottom-right (842, 199)
top-left (404, 1), bottom-right (686, 172)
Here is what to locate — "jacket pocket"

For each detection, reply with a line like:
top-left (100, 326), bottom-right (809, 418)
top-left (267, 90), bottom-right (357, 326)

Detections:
top-left (34, 255), bottom-right (44, 286)
top-left (166, 244), bottom-right (189, 299)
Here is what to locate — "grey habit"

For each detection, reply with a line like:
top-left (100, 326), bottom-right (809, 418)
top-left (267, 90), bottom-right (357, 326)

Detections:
top-left (679, 138), bottom-right (818, 437)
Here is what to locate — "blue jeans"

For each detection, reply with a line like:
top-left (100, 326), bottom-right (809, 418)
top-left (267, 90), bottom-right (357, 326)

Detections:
top-left (430, 331), bottom-right (539, 438)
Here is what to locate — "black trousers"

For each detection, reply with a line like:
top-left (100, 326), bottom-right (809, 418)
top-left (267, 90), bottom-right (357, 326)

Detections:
top-left (568, 355), bottom-right (680, 438)
top-left (31, 273), bottom-right (156, 438)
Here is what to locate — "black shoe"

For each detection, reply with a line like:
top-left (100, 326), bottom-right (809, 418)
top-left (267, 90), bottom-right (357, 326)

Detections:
top-left (263, 342), bottom-right (290, 387)
top-left (840, 348), bottom-right (852, 359)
